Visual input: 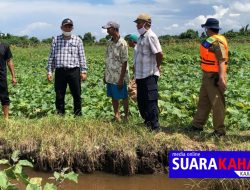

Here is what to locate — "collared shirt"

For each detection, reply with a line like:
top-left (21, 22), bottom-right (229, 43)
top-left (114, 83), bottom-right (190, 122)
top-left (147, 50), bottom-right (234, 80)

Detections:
top-left (47, 34), bottom-right (87, 74)
top-left (210, 41), bottom-right (227, 63)
top-left (135, 29), bottom-right (162, 79)
top-left (105, 37), bottom-right (129, 84)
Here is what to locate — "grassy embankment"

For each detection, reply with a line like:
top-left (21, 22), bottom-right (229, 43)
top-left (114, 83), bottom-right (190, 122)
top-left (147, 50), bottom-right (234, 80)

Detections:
top-left (0, 41), bottom-right (249, 179)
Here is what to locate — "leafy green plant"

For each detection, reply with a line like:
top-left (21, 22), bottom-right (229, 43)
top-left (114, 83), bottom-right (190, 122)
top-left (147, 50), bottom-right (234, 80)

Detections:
top-left (0, 151), bottom-right (78, 190)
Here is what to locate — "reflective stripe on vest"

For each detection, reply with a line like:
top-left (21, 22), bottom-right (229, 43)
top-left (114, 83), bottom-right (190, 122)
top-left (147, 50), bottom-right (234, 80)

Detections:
top-left (200, 34), bottom-right (228, 72)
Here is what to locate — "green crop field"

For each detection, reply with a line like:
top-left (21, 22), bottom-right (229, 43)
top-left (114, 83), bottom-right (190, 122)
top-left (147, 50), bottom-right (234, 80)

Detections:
top-left (8, 41), bottom-right (250, 130)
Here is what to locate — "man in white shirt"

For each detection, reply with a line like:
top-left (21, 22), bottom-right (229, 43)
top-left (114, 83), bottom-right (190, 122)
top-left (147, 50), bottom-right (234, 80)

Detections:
top-left (134, 13), bottom-right (163, 131)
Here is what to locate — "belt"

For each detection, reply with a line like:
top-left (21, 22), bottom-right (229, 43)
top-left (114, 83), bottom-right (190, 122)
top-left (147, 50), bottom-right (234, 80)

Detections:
top-left (56, 67), bottom-right (79, 71)
top-left (202, 71), bottom-right (218, 77)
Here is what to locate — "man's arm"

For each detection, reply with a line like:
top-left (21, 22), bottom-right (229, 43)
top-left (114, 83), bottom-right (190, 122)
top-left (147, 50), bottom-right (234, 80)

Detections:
top-left (78, 39), bottom-right (88, 81)
top-left (218, 59), bottom-right (227, 92)
top-left (156, 51), bottom-right (163, 70)
top-left (47, 38), bottom-right (56, 81)
top-left (214, 41), bottom-right (227, 92)
top-left (6, 58), bottom-right (16, 86)
top-left (118, 61), bottom-right (127, 89)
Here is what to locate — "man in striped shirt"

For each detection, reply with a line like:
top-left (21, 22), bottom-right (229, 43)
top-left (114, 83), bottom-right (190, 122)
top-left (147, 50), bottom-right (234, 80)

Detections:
top-left (134, 13), bottom-right (163, 131)
top-left (47, 18), bottom-right (87, 116)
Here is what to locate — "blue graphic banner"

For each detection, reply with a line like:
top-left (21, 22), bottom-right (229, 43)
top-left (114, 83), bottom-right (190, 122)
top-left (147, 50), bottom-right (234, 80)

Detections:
top-left (169, 151), bottom-right (250, 178)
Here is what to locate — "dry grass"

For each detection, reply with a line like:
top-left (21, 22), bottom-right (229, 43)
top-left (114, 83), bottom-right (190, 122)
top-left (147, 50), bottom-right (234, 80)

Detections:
top-left (0, 116), bottom-right (249, 176)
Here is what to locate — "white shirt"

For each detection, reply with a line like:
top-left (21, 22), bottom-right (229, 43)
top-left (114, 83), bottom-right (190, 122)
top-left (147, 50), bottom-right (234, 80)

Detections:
top-left (134, 29), bottom-right (162, 79)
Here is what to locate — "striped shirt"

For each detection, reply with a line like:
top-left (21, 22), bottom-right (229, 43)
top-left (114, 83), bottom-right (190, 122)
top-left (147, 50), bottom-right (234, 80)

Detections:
top-left (47, 35), bottom-right (87, 74)
top-left (135, 29), bottom-right (162, 79)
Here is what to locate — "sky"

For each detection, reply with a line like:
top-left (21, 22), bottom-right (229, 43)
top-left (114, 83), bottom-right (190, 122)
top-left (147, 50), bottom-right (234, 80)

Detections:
top-left (0, 0), bottom-right (249, 40)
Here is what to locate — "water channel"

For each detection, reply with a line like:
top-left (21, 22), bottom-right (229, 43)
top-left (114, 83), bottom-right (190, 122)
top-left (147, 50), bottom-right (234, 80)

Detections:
top-left (16, 169), bottom-right (191, 190)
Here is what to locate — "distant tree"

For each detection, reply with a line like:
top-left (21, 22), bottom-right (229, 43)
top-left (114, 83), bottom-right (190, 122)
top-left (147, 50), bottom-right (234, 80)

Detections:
top-left (200, 32), bottom-right (206, 39)
top-left (99, 38), bottom-right (108, 43)
top-left (82, 32), bottom-right (96, 44)
top-left (105, 35), bottom-right (111, 40)
top-left (179, 29), bottom-right (199, 39)
top-left (0, 32), bottom-right (5, 38)
top-left (223, 29), bottom-right (237, 38)
top-left (41, 37), bottom-right (53, 44)
top-left (159, 34), bottom-right (172, 41)
top-left (29, 37), bottom-right (40, 44)
top-left (245, 24), bottom-right (249, 32)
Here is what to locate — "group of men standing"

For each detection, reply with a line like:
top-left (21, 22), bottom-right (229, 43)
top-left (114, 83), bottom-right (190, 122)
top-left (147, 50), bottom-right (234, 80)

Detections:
top-left (0, 13), bottom-right (228, 136)
top-left (102, 13), bottom-right (163, 131)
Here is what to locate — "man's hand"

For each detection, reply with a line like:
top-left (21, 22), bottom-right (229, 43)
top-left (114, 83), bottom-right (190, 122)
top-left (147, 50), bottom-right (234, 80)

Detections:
top-left (157, 65), bottom-right (161, 73)
top-left (103, 76), bottom-right (107, 84)
top-left (218, 77), bottom-right (227, 92)
top-left (80, 73), bottom-right (87, 81)
top-left (117, 79), bottom-right (123, 90)
top-left (47, 74), bottom-right (53, 82)
top-left (12, 77), bottom-right (17, 86)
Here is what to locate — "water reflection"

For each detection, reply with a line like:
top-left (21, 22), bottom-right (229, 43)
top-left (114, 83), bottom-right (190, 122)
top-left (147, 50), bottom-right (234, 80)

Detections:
top-left (20, 169), bottom-right (190, 190)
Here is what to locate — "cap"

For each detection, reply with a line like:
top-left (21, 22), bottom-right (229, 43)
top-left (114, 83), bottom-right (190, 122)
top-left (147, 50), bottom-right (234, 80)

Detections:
top-left (134, 13), bottom-right (151, 23)
top-left (126, 34), bottom-right (138, 43)
top-left (62, 18), bottom-right (73, 26)
top-left (201, 18), bottom-right (221, 30)
top-left (102, 21), bottom-right (120, 29)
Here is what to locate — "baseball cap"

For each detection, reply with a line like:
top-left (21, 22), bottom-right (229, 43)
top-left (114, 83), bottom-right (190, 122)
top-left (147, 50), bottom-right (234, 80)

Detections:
top-left (126, 34), bottom-right (138, 43)
top-left (134, 13), bottom-right (151, 23)
top-left (102, 21), bottom-right (120, 29)
top-left (62, 18), bottom-right (73, 26)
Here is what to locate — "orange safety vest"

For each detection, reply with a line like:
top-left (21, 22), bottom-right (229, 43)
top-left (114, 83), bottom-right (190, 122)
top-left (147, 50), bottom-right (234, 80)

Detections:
top-left (200, 34), bottom-right (228, 72)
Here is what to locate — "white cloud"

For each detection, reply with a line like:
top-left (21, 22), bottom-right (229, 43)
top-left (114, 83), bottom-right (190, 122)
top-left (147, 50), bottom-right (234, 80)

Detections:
top-left (230, 2), bottom-right (250, 13)
top-left (189, 0), bottom-right (225, 4)
top-left (164, 24), bottom-right (179, 30)
top-left (19, 22), bottom-right (52, 36)
top-left (229, 13), bottom-right (240, 17)
top-left (0, 0), bottom-right (249, 39)
top-left (212, 5), bottom-right (229, 18)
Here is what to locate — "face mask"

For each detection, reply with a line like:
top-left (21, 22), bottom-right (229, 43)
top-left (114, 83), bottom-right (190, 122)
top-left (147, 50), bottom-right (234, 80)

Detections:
top-left (62, 31), bottom-right (72, 37)
top-left (137, 24), bottom-right (147, 35)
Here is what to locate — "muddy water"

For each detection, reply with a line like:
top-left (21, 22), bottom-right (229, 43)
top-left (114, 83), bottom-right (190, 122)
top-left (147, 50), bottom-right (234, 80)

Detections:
top-left (16, 169), bottom-right (191, 190)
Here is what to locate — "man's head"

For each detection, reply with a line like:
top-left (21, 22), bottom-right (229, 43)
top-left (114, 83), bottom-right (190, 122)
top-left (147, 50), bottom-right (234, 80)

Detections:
top-left (125, 34), bottom-right (138, 47)
top-left (201, 18), bottom-right (221, 35)
top-left (134, 13), bottom-right (151, 30)
top-left (61, 18), bottom-right (73, 36)
top-left (102, 21), bottom-right (120, 36)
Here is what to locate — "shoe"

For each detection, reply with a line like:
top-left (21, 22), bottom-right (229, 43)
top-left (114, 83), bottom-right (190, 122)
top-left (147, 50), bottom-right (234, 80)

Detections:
top-left (145, 121), bottom-right (152, 128)
top-left (151, 126), bottom-right (161, 132)
top-left (187, 125), bottom-right (203, 132)
top-left (211, 131), bottom-right (226, 137)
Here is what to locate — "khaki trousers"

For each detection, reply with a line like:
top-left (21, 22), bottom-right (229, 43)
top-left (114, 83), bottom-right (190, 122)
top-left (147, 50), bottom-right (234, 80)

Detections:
top-left (192, 72), bottom-right (226, 134)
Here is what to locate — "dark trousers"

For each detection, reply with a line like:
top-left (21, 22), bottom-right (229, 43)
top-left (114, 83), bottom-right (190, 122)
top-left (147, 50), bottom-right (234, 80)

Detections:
top-left (136, 75), bottom-right (159, 129)
top-left (0, 78), bottom-right (10, 106)
top-left (55, 67), bottom-right (82, 115)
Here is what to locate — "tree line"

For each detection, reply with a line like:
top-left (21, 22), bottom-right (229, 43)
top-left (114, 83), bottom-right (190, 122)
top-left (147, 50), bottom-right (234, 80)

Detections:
top-left (0, 25), bottom-right (249, 46)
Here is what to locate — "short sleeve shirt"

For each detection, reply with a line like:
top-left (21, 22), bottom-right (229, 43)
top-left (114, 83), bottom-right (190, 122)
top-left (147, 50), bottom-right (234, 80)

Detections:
top-left (105, 38), bottom-right (129, 84)
top-left (135, 29), bottom-right (162, 79)
top-left (210, 40), bottom-right (227, 63)
top-left (0, 44), bottom-right (12, 79)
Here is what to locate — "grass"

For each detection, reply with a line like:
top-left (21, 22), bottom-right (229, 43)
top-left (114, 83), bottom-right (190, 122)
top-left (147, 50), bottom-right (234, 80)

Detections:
top-left (0, 116), bottom-right (250, 175)
top-left (187, 178), bottom-right (250, 190)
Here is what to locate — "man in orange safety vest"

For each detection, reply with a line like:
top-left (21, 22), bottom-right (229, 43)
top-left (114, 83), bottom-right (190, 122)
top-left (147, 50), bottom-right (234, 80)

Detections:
top-left (190, 18), bottom-right (229, 137)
